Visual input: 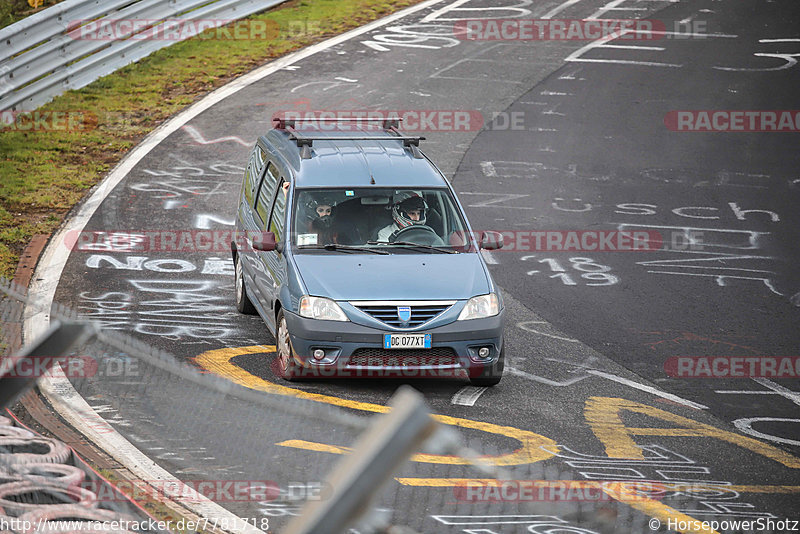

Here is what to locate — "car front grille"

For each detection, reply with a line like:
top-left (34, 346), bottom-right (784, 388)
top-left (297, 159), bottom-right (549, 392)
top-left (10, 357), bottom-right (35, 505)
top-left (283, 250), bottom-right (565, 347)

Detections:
top-left (347, 348), bottom-right (460, 367)
top-left (352, 302), bottom-right (453, 328)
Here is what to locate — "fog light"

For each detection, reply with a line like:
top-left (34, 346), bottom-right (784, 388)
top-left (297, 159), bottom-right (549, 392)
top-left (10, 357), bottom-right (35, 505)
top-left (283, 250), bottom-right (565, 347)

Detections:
top-left (313, 349), bottom-right (325, 361)
top-left (478, 347), bottom-right (490, 358)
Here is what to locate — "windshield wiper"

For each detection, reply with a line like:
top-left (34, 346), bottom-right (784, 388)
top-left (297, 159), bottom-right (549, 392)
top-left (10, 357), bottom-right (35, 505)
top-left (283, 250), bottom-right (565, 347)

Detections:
top-left (298, 244), bottom-right (390, 254)
top-left (366, 241), bottom-right (458, 253)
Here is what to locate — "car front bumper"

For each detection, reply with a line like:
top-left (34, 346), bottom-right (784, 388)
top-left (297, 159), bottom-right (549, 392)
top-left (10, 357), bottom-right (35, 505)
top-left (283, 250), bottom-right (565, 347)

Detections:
top-left (283, 310), bottom-right (504, 379)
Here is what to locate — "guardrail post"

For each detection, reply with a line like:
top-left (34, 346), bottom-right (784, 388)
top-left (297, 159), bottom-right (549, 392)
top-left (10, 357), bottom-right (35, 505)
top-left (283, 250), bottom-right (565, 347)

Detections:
top-left (283, 385), bottom-right (439, 534)
top-left (0, 320), bottom-right (95, 408)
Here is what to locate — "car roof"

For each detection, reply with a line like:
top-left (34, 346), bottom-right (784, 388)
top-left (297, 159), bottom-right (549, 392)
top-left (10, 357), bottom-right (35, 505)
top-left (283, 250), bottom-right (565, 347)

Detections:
top-left (260, 124), bottom-right (448, 189)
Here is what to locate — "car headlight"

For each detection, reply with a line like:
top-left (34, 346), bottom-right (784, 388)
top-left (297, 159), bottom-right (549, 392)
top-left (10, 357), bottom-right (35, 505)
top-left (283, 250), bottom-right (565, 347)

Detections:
top-left (458, 293), bottom-right (500, 321)
top-left (299, 296), bottom-right (349, 322)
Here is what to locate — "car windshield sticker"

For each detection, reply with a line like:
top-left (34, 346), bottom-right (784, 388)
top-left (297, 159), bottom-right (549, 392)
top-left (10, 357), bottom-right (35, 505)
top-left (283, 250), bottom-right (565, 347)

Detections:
top-left (297, 233), bottom-right (318, 245)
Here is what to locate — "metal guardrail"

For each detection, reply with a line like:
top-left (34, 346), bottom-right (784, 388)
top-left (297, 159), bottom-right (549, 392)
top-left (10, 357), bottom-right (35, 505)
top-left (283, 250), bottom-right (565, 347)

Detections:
top-left (0, 0), bottom-right (286, 112)
top-left (1, 277), bottom-right (475, 533)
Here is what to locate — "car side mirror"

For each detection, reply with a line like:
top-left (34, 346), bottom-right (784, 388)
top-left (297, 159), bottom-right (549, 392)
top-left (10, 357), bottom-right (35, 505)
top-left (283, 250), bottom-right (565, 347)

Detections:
top-left (480, 231), bottom-right (504, 250)
top-left (252, 232), bottom-right (278, 252)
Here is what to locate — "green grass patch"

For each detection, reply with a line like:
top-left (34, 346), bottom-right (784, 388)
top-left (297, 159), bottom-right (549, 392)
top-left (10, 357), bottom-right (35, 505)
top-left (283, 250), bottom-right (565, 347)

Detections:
top-left (0, 0), bottom-right (424, 278)
top-left (1, 1), bottom-right (63, 30)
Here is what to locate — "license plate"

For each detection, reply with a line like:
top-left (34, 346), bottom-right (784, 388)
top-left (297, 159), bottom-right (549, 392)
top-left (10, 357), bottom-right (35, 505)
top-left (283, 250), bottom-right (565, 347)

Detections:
top-left (383, 333), bottom-right (432, 349)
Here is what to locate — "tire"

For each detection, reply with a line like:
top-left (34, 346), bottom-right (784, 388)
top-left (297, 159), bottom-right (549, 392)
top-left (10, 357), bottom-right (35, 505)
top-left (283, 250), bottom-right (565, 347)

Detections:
top-left (0, 437), bottom-right (71, 464)
top-left (0, 426), bottom-right (35, 438)
top-left (0, 481), bottom-right (97, 516)
top-left (13, 463), bottom-right (85, 488)
top-left (469, 345), bottom-right (504, 387)
top-left (235, 254), bottom-right (256, 314)
top-left (276, 310), bottom-right (301, 381)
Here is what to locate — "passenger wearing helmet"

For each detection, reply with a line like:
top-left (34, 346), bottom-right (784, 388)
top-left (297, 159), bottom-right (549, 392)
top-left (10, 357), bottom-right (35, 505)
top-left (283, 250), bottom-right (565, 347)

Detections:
top-left (377, 192), bottom-right (428, 242)
top-left (305, 195), bottom-right (336, 244)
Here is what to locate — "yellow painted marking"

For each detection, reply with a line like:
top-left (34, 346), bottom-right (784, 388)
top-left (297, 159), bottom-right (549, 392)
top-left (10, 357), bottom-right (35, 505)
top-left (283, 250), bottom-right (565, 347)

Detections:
top-left (394, 478), bottom-right (800, 494)
top-left (585, 397), bottom-right (800, 468)
top-left (604, 484), bottom-right (718, 534)
top-left (195, 347), bottom-right (797, 534)
top-left (277, 440), bottom-right (347, 455)
top-left (720, 485), bottom-right (800, 493)
top-left (194, 346), bottom-right (557, 466)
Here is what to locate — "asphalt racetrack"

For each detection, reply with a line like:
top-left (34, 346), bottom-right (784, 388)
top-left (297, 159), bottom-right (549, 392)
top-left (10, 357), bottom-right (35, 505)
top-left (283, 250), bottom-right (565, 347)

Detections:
top-left (46, 0), bottom-right (800, 532)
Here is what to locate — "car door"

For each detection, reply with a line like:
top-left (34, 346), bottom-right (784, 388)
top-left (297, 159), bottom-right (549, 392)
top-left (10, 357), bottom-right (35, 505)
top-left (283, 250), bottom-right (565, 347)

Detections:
top-left (262, 176), bottom-right (288, 317)
top-left (238, 145), bottom-right (269, 303)
top-left (251, 161), bottom-right (282, 319)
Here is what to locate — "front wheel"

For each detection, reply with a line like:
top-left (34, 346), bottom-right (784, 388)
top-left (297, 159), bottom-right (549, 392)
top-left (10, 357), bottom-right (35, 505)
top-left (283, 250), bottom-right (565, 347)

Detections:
top-left (276, 310), bottom-right (301, 381)
top-left (469, 345), bottom-right (504, 387)
top-left (235, 254), bottom-right (256, 314)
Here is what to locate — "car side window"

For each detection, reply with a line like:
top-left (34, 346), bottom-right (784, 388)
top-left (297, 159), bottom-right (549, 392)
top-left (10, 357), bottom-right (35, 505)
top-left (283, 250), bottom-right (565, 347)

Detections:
top-left (255, 162), bottom-right (280, 224)
top-left (243, 153), bottom-right (257, 206)
top-left (254, 146), bottom-right (266, 174)
top-left (268, 179), bottom-right (287, 241)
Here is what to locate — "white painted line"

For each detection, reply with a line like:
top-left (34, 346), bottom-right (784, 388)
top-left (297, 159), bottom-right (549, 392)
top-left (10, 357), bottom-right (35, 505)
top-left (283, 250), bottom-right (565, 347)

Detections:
top-left (25, 0), bottom-right (447, 530)
top-left (734, 417), bottom-right (800, 447)
top-left (628, 30), bottom-right (737, 38)
top-left (481, 250), bottom-right (499, 264)
top-left (451, 386), bottom-right (488, 406)
top-left (516, 321), bottom-right (580, 343)
top-left (182, 125), bottom-right (248, 147)
top-left (715, 391), bottom-right (778, 395)
top-left (37, 368), bottom-right (261, 532)
top-left (644, 271), bottom-right (783, 296)
top-left (601, 45), bottom-right (666, 51)
top-left (752, 378), bottom-right (800, 407)
top-left (506, 366), bottom-right (589, 387)
top-left (542, 0), bottom-right (583, 19)
top-left (585, 370), bottom-right (708, 410)
top-left (568, 58), bottom-right (683, 68)
top-left (588, 0), bottom-right (628, 20)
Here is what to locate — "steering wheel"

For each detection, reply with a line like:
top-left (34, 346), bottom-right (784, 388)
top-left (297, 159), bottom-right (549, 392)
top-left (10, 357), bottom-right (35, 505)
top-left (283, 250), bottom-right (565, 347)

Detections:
top-left (390, 225), bottom-right (445, 246)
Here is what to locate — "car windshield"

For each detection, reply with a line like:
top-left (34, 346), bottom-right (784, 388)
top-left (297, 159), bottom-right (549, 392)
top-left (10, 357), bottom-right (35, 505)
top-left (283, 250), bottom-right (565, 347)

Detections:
top-left (292, 188), bottom-right (473, 253)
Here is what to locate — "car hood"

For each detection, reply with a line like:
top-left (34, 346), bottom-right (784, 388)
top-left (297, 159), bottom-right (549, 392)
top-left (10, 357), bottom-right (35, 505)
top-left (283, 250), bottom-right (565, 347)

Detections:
top-left (293, 252), bottom-right (490, 301)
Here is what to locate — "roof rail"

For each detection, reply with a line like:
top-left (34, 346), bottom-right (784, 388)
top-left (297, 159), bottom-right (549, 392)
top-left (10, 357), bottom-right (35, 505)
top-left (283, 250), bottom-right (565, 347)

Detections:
top-left (273, 116), bottom-right (403, 130)
top-left (271, 116), bottom-right (426, 159)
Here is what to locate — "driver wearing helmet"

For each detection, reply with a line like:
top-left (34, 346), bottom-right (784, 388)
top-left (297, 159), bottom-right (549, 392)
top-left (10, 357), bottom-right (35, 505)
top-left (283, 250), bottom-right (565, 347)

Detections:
top-left (377, 191), bottom-right (428, 242)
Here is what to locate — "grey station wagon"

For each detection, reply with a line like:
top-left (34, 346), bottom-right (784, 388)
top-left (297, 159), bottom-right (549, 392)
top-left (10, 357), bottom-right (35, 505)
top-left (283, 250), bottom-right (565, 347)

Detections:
top-left (231, 118), bottom-right (505, 385)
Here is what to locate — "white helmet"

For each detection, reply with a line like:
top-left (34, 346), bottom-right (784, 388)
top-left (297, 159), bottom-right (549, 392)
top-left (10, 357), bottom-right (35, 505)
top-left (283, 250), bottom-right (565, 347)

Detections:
top-left (392, 191), bottom-right (427, 230)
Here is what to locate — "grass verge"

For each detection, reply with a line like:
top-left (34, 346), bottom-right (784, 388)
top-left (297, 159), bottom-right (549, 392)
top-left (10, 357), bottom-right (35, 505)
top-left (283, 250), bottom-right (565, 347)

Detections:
top-left (0, 1), bottom-right (63, 30)
top-left (0, 0), bottom-right (425, 277)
